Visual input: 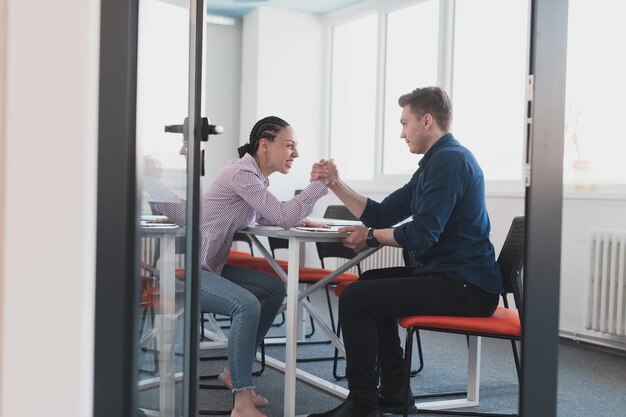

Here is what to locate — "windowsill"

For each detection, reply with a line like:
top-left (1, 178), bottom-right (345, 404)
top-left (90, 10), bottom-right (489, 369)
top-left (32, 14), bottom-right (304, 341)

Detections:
top-left (562, 184), bottom-right (626, 201)
top-left (349, 179), bottom-right (626, 201)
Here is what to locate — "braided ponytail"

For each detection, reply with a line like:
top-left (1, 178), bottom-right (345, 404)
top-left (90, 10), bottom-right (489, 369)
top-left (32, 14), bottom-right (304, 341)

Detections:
top-left (238, 116), bottom-right (290, 158)
top-left (237, 143), bottom-right (253, 158)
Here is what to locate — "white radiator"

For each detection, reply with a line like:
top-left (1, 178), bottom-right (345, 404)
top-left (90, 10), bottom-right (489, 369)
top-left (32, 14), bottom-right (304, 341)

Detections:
top-left (586, 228), bottom-right (626, 336)
top-left (336, 246), bottom-right (405, 274)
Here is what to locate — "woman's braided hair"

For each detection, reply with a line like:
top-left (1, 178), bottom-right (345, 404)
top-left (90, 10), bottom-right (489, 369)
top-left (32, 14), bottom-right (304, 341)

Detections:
top-left (238, 116), bottom-right (290, 158)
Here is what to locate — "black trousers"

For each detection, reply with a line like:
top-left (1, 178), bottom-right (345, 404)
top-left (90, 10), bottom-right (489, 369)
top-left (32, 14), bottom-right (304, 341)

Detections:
top-left (338, 266), bottom-right (499, 405)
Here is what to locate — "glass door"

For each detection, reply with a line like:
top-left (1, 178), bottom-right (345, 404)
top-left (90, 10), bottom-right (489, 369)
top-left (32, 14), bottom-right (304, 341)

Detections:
top-left (136, 0), bottom-right (208, 415)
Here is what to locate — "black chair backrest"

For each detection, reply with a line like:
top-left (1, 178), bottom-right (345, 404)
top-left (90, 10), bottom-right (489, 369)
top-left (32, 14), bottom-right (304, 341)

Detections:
top-left (402, 249), bottom-right (420, 267)
top-left (233, 232), bottom-right (255, 255)
top-left (316, 205), bottom-right (360, 273)
top-left (403, 216), bottom-right (525, 314)
top-left (324, 205), bottom-right (358, 221)
top-left (267, 205), bottom-right (359, 259)
top-left (268, 235), bottom-right (289, 257)
top-left (497, 216), bottom-right (525, 313)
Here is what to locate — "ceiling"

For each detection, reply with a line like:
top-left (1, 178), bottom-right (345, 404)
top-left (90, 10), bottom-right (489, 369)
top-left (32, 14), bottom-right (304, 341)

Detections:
top-left (206, 0), bottom-right (364, 18)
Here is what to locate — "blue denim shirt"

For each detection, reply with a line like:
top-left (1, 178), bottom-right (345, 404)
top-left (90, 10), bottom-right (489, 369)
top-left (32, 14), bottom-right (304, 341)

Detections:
top-left (360, 133), bottom-right (503, 294)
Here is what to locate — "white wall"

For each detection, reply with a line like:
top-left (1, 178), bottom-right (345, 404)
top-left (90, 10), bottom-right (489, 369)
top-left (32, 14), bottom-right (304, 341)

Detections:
top-left (240, 7), bottom-right (325, 201)
top-left (204, 19), bottom-right (243, 182)
top-left (0, 1), bottom-right (99, 417)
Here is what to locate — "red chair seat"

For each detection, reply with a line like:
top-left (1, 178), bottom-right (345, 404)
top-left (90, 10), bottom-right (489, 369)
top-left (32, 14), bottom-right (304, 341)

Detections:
top-left (228, 250), bottom-right (254, 259)
top-left (175, 251), bottom-right (260, 280)
top-left (398, 307), bottom-right (521, 337)
top-left (226, 250), bottom-right (358, 284)
top-left (226, 252), bottom-right (289, 270)
top-left (175, 268), bottom-right (186, 280)
top-left (257, 264), bottom-right (358, 284)
top-left (140, 276), bottom-right (159, 306)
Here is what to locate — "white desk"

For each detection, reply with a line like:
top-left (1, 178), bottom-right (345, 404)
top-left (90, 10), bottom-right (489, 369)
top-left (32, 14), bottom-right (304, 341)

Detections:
top-left (240, 226), bottom-right (380, 417)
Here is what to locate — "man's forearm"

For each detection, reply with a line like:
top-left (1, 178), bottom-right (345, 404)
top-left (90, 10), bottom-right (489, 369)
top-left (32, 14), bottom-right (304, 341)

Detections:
top-left (328, 178), bottom-right (367, 218)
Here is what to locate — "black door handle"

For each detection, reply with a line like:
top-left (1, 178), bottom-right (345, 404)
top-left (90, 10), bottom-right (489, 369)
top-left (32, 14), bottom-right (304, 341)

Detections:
top-left (164, 117), bottom-right (223, 141)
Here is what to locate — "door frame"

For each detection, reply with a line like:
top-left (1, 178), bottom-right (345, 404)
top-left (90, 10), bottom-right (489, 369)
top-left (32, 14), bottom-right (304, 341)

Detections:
top-left (520, 0), bottom-right (568, 415)
top-left (94, 0), bottom-right (140, 416)
top-left (94, 0), bottom-right (205, 415)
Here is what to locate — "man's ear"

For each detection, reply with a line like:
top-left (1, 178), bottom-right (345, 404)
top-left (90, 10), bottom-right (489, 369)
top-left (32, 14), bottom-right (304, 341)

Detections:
top-left (423, 114), bottom-right (434, 129)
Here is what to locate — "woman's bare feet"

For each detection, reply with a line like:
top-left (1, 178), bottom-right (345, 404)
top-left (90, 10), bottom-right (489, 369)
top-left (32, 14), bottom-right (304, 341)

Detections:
top-left (218, 368), bottom-right (269, 407)
top-left (232, 389), bottom-right (267, 417)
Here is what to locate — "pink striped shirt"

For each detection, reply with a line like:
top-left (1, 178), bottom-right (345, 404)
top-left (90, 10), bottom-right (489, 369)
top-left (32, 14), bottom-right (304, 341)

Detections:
top-left (145, 154), bottom-right (328, 274)
top-left (201, 154), bottom-right (327, 273)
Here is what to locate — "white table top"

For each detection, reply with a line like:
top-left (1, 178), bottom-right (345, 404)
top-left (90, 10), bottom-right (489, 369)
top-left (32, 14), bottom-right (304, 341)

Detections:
top-left (241, 225), bottom-right (350, 241)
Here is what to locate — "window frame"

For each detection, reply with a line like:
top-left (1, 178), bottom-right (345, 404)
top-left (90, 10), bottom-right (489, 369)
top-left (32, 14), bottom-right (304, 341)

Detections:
top-left (325, 0), bottom-right (455, 192)
top-left (324, 0), bottom-right (626, 200)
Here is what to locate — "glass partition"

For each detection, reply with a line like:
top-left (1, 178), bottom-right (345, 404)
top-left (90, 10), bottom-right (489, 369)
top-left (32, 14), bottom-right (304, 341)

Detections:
top-left (557, 1), bottom-right (626, 415)
top-left (136, 0), bottom-right (191, 415)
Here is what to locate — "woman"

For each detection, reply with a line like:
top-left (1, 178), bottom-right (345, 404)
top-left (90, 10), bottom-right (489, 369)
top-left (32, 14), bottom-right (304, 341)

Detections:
top-left (198, 116), bottom-right (333, 417)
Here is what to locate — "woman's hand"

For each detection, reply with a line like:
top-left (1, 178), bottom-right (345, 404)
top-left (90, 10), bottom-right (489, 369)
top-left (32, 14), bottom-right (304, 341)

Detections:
top-left (310, 159), bottom-right (329, 183)
top-left (296, 218), bottom-right (330, 228)
top-left (310, 159), bottom-right (338, 186)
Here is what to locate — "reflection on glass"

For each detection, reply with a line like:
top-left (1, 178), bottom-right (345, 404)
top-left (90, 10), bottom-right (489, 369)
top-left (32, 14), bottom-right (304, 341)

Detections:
top-left (137, 0), bottom-right (189, 415)
top-left (382, 0), bottom-right (439, 176)
top-left (452, 0), bottom-right (528, 182)
top-left (329, 13), bottom-right (378, 181)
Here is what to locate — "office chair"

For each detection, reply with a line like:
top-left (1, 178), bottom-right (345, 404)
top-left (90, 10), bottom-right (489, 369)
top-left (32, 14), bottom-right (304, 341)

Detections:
top-left (233, 231), bottom-right (255, 255)
top-left (138, 274), bottom-right (159, 375)
top-left (398, 216), bottom-right (524, 417)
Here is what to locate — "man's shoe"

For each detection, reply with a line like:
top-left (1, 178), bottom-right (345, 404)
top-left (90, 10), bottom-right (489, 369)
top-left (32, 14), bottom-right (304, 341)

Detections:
top-left (378, 384), bottom-right (416, 414)
top-left (308, 395), bottom-right (382, 417)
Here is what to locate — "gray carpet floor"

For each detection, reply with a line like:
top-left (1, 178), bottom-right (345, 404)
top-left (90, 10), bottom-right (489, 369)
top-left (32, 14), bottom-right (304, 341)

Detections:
top-left (138, 291), bottom-right (626, 417)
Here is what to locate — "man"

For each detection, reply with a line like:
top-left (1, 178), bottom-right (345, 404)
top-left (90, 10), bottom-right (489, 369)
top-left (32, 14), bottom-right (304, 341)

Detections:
top-left (309, 86), bottom-right (502, 417)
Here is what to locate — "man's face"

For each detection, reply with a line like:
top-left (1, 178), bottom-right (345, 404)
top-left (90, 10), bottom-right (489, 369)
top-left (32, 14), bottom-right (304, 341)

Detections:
top-left (400, 105), bottom-right (428, 155)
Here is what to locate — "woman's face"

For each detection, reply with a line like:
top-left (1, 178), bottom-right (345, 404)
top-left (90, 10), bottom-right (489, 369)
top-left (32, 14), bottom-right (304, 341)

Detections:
top-left (261, 126), bottom-right (299, 175)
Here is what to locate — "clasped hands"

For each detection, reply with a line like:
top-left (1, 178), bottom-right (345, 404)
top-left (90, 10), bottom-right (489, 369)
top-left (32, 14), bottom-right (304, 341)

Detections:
top-left (310, 159), bottom-right (338, 186)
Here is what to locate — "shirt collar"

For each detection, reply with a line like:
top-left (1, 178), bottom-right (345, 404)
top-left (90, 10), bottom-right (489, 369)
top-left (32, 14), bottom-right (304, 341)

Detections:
top-left (241, 153), bottom-right (269, 186)
top-left (418, 133), bottom-right (455, 167)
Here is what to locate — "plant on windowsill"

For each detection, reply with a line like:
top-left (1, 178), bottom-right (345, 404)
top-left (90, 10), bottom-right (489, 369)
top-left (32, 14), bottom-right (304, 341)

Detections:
top-left (566, 107), bottom-right (592, 191)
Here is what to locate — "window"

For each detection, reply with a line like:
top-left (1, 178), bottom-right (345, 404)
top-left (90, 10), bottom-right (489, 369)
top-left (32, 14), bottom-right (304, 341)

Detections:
top-left (328, 0), bottom-right (530, 186)
top-left (329, 13), bottom-right (378, 181)
top-left (452, 0), bottom-right (529, 182)
top-left (564, 0), bottom-right (626, 188)
top-left (382, 1), bottom-right (439, 175)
